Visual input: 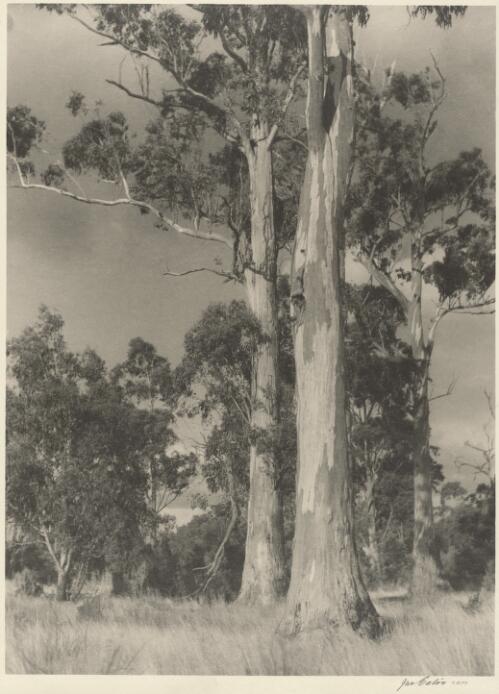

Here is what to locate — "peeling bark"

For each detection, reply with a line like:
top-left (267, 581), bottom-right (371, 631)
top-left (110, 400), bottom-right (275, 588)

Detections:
top-left (238, 132), bottom-right (286, 604)
top-left (280, 8), bottom-right (381, 636)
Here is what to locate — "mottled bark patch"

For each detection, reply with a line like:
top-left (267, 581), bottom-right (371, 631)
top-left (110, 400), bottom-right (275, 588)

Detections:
top-left (302, 258), bottom-right (332, 365)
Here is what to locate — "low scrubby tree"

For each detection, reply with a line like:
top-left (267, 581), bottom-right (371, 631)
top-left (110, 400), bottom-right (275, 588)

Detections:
top-left (436, 481), bottom-right (494, 591)
top-left (6, 307), bottom-right (169, 599)
top-left (6, 308), bottom-right (137, 598)
top-left (113, 338), bottom-right (196, 549)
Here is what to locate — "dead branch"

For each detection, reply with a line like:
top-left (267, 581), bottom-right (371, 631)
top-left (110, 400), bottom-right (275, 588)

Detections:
top-left (429, 375), bottom-right (457, 402)
top-left (163, 267), bottom-right (239, 282)
top-left (105, 79), bottom-right (164, 109)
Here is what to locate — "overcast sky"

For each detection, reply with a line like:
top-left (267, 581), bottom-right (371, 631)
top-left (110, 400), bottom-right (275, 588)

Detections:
top-left (6, 4), bottom-right (495, 492)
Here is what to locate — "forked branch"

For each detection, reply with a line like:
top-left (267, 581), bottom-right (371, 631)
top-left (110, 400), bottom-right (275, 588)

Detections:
top-left (429, 376), bottom-right (457, 403)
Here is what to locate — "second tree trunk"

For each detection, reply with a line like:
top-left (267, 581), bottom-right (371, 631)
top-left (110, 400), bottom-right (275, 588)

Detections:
top-left (238, 133), bottom-right (286, 604)
top-left (408, 264), bottom-right (440, 594)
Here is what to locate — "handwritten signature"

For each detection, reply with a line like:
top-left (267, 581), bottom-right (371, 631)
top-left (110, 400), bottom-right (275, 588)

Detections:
top-left (397, 677), bottom-right (468, 691)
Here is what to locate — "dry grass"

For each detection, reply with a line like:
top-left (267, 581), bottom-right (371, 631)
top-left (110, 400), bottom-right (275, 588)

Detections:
top-left (5, 585), bottom-right (494, 675)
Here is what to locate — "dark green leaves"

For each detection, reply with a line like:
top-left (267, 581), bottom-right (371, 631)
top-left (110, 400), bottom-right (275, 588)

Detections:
top-left (426, 148), bottom-right (491, 212)
top-left (6, 307), bottom-right (181, 579)
top-left (176, 300), bottom-right (263, 414)
top-left (42, 163), bottom-right (66, 188)
top-left (348, 65), bottom-right (494, 307)
top-left (62, 111), bottom-right (131, 179)
top-left (424, 224), bottom-right (495, 302)
top-left (386, 72), bottom-right (432, 108)
top-left (410, 6), bottom-right (467, 28)
top-left (112, 336), bottom-right (173, 406)
top-left (7, 105), bottom-right (45, 158)
top-left (66, 91), bottom-right (87, 117)
top-left (132, 114), bottom-right (216, 224)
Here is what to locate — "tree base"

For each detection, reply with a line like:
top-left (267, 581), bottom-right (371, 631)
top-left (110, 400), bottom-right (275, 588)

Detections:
top-left (236, 579), bottom-right (286, 606)
top-left (55, 575), bottom-right (70, 602)
top-left (277, 593), bottom-right (383, 639)
top-left (410, 554), bottom-right (440, 592)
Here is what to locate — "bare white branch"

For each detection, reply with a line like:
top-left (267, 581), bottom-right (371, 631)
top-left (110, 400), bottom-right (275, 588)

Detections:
top-left (8, 152), bottom-right (233, 249)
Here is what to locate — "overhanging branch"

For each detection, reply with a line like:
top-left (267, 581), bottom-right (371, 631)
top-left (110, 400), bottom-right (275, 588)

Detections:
top-left (8, 152), bottom-right (233, 249)
top-left (105, 79), bottom-right (163, 109)
top-left (69, 6), bottom-right (243, 148)
top-left (73, 11), bottom-right (163, 67)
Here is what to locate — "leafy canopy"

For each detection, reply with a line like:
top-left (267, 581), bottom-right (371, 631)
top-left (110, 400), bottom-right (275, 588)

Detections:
top-left (348, 63), bottom-right (495, 314)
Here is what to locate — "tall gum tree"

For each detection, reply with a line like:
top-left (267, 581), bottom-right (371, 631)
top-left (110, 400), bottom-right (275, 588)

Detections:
top-left (194, 7), bottom-right (306, 603)
top-left (175, 301), bottom-right (262, 595)
top-left (348, 60), bottom-right (495, 594)
top-left (345, 285), bottom-right (416, 586)
top-left (279, 5), bottom-right (381, 637)
top-left (10, 4), bottom-right (307, 604)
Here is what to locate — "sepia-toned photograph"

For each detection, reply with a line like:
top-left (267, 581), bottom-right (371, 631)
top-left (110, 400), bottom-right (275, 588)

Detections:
top-left (5, 2), bottom-right (495, 677)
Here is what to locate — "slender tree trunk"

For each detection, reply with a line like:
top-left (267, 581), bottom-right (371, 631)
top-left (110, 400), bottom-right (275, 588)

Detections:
top-left (56, 567), bottom-right (70, 602)
top-left (44, 536), bottom-right (72, 601)
top-left (366, 478), bottom-right (381, 585)
top-left (408, 257), bottom-right (439, 594)
top-left (280, 7), bottom-right (380, 636)
top-left (150, 456), bottom-right (158, 548)
top-left (238, 131), bottom-right (286, 604)
top-left (111, 570), bottom-right (127, 596)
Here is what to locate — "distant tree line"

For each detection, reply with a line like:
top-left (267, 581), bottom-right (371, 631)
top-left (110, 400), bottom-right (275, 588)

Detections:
top-left (6, 292), bottom-right (494, 601)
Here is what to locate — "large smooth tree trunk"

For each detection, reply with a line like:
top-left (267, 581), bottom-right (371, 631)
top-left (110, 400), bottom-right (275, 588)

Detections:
top-left (280, 7), bottom-right (380, 636)
top-left (407, 264), bottom-right (439, 593)
top-left (238, 131), bottom-right (286, 604)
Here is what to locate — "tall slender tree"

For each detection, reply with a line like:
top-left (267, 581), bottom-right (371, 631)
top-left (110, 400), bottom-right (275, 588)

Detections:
top-left (9, 4), bottom-right (307, 603)
top-left (347, 62), bottom-right (494, 593)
